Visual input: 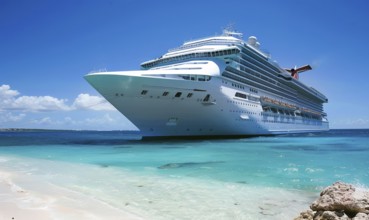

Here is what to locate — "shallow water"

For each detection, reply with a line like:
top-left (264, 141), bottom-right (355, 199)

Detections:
top-left (0, 129), bottom-right (368, 219)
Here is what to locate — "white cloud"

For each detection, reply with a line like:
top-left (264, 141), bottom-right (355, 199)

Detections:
top-left (0, 84), bottom-right (133, 130)
top-left (72, 93), bottom-right (115, 111)
top-left (0, 84), bottom-right (115, 112)
top-left (0, 84), bottom-right (19, 99)
top-left (12, 95), bottom-right (70, 111)
top-left (0, 112), bottom-right (26, 123)
top-left (25, 113), bottom-right (134, 130)
top-left (64, 116), bottom-right (76, 125)
top-left (85, 113), bottom-right (114, 124)
top-left (0, 84), bottom-right (70, 111)
top-left (31, 117), bottom-right (53, 125)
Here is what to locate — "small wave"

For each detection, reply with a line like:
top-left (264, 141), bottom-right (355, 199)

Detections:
top-left (283, 167), bottom-right (299, 172)
top-left (272, 145), bottom-right (319, 151)
top-left (351, 181), bottom-right (369, 191)
top-left (158, 161), bottom-right (225, 169)
top-left (305, 168), bottom-right (324, 173)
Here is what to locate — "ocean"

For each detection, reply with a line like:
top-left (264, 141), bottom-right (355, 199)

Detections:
top-left (0, 129), bottom-right (368, 219)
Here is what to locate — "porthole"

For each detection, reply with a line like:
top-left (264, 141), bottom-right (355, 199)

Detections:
top-left (175, 92), bottom-right (182, 98)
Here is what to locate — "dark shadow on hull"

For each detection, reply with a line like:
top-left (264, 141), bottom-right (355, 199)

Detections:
top-left (139, 130), bottom-right (331, 141)
top-left (140, 134), bottom-right (275, 141)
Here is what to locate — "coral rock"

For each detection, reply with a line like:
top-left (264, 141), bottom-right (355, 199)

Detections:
top-left (294, 210), bottom-right (314, 220)
top-left (295, 182), bottom-right (369, 220)
top-left (310, 182), bottom-right (369, 217)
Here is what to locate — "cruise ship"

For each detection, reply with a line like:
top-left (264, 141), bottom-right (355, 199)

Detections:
top-left (85, 29), bottom-right (329, 138)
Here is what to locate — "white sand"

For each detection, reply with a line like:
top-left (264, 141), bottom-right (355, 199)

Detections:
top-left (0, 170), bottom-right (143, 220)
top-left (0, 156), bottom-right (316, 220)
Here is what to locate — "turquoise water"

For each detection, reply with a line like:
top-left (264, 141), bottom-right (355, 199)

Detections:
top-left (1, 129), bottom-right (368, 190)
top-left (1, 129), bottom-right (368, 219)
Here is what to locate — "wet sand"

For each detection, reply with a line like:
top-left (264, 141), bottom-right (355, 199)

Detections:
top-left (0, 170), bottom-right (143, 220)
top-left (0, 156), bottom-right (316, 220)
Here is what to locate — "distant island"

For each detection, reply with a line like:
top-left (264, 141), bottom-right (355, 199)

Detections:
top-left (0, 128), bottom-right (139, 133)
top-left (0, 128), bottom-right (68, 132)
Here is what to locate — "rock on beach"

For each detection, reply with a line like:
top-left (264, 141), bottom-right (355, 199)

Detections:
top-left (294, 182), bottom-right (369, 220)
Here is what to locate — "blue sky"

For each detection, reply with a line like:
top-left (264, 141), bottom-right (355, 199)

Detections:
top-left (1, 0), bottom-right (369, 130)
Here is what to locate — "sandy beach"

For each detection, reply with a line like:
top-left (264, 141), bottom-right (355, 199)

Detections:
top-left (0, 170), bottom-right (143, 220)
top-left (0, 157), bottom-right (315, 220)
top-left (5, 130), bottom-right (362, 220)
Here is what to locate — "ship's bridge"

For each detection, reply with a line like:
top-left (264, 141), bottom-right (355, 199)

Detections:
top-left (143, 60), bottom-right (222, 80)
top-left (141, 45), bottom-right (240, 69)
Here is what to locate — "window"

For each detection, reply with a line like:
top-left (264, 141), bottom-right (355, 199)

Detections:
top-left (249, 96), bottom-right (259, 102)
top-left (141, 90), bottom-right (148, 95)
top-left (181, 75), bottom-right (190, 80)
top-left (235, 92), bottom-right (247, 99)
top-left (203, 94), bottom-right (210, 102)
top-left (175, 92), bottom-right (182, 98)
top-left (187, 93), bottom-right (193, 98)
top-left (163, 91), bottom-right (169, 96)
top-left (198, 77), bottom-right (205, 81)
top-left (250, 88), bottom-right (258, 93)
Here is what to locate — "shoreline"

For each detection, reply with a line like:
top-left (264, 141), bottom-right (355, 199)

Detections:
top-left (1, 129), bottom-right (368, 219)
top-left (0, 170), bottom-right (144, 220)
top-left (0, 155), bottom-right (317, 220)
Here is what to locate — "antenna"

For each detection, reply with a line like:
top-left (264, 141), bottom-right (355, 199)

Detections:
top-left (223, 23), bottom-right (236, 32)
top-left (222, 23), bottom-right (243, 39)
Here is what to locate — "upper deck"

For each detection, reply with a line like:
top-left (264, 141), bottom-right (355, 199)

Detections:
top-left (140, 29), bottom-right (328, 104)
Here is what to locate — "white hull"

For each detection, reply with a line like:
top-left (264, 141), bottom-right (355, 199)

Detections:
top-left (85, 29), bottom-right (329, 138)
top-left (85, 67), bottom-right (328, 138)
